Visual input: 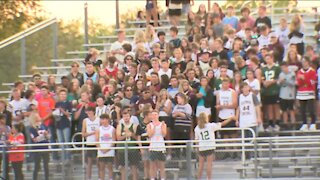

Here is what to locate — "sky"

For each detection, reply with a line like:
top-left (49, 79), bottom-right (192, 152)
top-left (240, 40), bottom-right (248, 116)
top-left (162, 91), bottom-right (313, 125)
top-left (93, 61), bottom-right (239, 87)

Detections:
top-left (41, 0), bottom-right (224, 25)
top-left (42, 1), bottom-right (320, 26)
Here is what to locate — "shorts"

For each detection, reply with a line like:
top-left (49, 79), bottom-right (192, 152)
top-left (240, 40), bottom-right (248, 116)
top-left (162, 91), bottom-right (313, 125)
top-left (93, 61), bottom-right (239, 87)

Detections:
top-left (219, 118), bottom-right (237, 136)
top-left (118, 150), bottom-right (141, 166)
top-left (196, 106), bottom-right (211, 117)
top-left (86, 145), bottom-right (97, 158)
top-left (98, 157), bottom-right (114, 163)
top-left (169, 9), bottom-right (182, 16)
top-left (279, 99), bottom-right (294, 111)
top-left (159, 116), bottom-right (173, 129)
top-left (149, 151), bottom-right (166, 161)
top-left (141, 149), bottom-right (150, 161)
top-left (262, 95), bottom-right (279, 105)
top-left (199, 149), bottom-right (215, 157)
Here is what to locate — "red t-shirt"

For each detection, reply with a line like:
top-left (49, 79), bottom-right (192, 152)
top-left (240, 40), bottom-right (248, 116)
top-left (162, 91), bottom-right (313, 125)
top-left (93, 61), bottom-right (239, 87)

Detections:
top-left (8, 133), bottom-right (25, 162)
top-left (38, 96), bottom-right (55, 126)
top-left (105, 67), bottom-right (118, 79)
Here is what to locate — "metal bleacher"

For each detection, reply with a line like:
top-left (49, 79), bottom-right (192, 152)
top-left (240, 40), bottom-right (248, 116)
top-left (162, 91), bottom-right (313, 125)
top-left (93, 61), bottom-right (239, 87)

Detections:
top-left (1, 6), bottom-right (320, 94)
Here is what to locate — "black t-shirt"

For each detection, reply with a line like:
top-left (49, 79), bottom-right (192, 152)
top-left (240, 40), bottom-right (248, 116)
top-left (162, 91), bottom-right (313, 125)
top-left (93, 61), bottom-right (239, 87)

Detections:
top-left (254, 16), bottom-right (272, 29)
top-left (212, 50), bottom-right (229, 60)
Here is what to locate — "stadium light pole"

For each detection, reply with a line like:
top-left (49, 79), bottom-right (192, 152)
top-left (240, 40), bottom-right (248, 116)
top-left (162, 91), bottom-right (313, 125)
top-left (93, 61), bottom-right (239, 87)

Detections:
top-left (116, 0), bottom-right (120, 29)
top-left (84, 2), bottom-right (89, 50)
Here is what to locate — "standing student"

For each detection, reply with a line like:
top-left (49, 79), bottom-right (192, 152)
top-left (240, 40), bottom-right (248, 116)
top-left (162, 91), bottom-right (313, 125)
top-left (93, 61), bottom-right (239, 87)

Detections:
top-left (82, 106), bottom-right (100, 180)
top-left (278, 62), bottom-right (296, 129)
top-left (55, 88), bottom-right (72, 160)
top-left (116, 111), bottom-right (142, 180)
top-left (147, 110), bottom-right (167, 180)
top-left (0, 114), bottom-right (10, 179)
top-left (261, 53), bottom-right (281, 132)
top-left (296, 57), bottom-right (317, 131)
top-left (29, 108), bottom-right (50, 180)
top-left (236, 83), bottom-right (261, 134)
top-left (194, 112), bottom-right (236, 180)
top-left (96, 114), bottom-right (116, 180)
top-left (216, 78), bottom-right (238, 159)
top-left (140, 110), bottom-right (152, 180)
top-left (8, 124), bottom-right (25, 180)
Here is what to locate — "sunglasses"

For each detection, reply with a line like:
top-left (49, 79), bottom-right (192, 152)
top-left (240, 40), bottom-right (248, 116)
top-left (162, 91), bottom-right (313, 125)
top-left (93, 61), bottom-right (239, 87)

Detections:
top-left (144, 91), bottom-right (150, 94)
top-left (126, 89), bottom-right (133, 92)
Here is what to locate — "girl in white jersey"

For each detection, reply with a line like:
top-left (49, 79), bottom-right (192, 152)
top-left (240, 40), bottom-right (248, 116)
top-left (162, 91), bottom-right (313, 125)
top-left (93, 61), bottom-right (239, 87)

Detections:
top-left (96, 114), bottom-right (116, 180)
top-left (194, 112), bottom-right (236, 180)
top-left (82, 106), bottom-right (100, 180)
top-left (147, 110), bottom-right (167, 180)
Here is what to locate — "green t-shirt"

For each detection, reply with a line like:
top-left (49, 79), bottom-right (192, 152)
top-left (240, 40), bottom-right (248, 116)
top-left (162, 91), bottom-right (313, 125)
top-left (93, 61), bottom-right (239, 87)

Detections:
top-left (262, 64), bottom-right (281, 96)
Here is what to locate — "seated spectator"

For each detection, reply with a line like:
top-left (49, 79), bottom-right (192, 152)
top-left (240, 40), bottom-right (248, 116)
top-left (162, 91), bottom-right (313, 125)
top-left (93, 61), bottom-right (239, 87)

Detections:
top-left (171, 48), bottom-right (186, 72)
top-left (254, 5), bottom-right (272, 33)
top-left (257, 25), bottom-right (270, 49)
top-left (222, 6), bottom-right (238, 30)
top-left (169, 26), bottom-right (181, 49)
top-left (275, 18), bottom-right (290, 54)
top-left (158, 59), bottom-right (172, 79)
top-left (268, 32), bottom-right (285, 64)
top-left (105, 56), bottom-right (118, 79)
top-left (84, 48), bottom-right (103, 70)
top-left (212, 13), bottom-right (224, 38)
top-left (110, 30), bottom-right (129, 66)
top-left (288, 14), bottom-right (305, 56)
top-left (240, 7), bottom-right (255, 29)
top-left (84, 62), bottom-right (99, 84)
top-left (224, 28), bottom-right (236, 50)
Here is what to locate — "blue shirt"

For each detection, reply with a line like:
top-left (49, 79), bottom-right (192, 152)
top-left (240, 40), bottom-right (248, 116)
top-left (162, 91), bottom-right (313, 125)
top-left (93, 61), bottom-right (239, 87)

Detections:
top-left (197, 87), bottom-right (207, 106)
top-left (55, 101), bottom-right (72, 129)
top-left (222, 16), bottom-right (238, 29)
top-left (29, 124), bottom-right (49, 149)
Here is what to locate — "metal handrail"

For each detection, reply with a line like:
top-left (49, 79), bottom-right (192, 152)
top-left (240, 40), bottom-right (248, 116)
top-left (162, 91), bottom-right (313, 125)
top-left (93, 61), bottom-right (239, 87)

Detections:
top-left (0, 17), bottom-right (57, 49)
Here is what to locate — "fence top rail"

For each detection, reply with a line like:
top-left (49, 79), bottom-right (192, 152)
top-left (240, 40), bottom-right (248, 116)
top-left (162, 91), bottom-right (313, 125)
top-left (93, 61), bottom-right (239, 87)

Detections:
top-left (0, 17), bottom-right (57, 49)
top-left (51, 58), bottom-right (83, 62)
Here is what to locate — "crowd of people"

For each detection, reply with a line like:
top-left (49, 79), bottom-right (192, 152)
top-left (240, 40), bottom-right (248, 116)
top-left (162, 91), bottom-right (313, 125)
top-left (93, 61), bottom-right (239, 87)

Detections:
top-left (0, 1), bottom-right (320, 180)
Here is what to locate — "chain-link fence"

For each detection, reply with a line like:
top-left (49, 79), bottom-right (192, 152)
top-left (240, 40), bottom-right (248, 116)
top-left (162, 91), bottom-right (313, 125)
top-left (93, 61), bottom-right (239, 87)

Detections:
top-left (1, 128), bottom-right (320, 180)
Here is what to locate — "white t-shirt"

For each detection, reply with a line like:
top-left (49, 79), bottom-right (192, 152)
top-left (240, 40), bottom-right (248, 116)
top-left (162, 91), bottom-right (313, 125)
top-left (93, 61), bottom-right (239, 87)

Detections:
top-left (244, 79), bottom-right (261, 102)
top-left (97, 125), bottom-right (115, 157)
top-left (9, 99), bottom-right (27, 117)
top-left (84, 117), bottom-right (100, 145)
top-left (158, 68), bottom-right (172, 79)
top-left (110, 40), bottom-right (129, 65)
top-left (195, 123), bottom-right (221, 151)
top-left (218, 88), bottom-right (235, 119)
top-left (119, 116), bottom-right (140, 125)
top-left (257, 34), bottom-right (270, 49)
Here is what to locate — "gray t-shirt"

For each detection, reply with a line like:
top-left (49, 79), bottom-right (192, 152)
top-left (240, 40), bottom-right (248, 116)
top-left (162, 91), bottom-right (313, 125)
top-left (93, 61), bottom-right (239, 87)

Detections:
top-left (212, 23), bottom-right (224, 38)
top-left (279, 71), bottom-right (296, 100)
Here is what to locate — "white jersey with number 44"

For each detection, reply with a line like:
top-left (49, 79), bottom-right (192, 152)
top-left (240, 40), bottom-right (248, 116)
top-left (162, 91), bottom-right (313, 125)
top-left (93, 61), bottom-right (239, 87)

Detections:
top-left (194, 123), bottom-right (221, 151)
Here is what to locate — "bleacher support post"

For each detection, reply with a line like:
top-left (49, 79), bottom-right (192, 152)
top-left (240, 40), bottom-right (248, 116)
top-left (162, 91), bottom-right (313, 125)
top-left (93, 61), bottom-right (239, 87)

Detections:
top-left (21, 37), bottom-right (26, 75)
top-left (84, 2), bottom-right (89, 51)
top-left (268, 137), bottom-right (273, 178)
top-left (124, 141), bottom-right (129, 180)
top-left (186, 141), bottom-right (192, 180)
top-left (241, 129), bottom-right (245, 165)
top-left (254, 135), bottom-right (258, 178)
top-left (52, 22), bottom-right (58, 67)
top-left (1, 146), bottom-right (7, 179)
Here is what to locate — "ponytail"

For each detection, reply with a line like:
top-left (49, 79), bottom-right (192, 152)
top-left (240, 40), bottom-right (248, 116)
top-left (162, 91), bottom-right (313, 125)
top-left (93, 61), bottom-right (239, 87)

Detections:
top-left (197, 112), bottom-right (208, 129)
